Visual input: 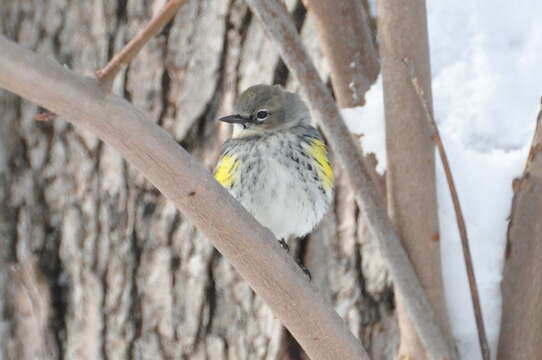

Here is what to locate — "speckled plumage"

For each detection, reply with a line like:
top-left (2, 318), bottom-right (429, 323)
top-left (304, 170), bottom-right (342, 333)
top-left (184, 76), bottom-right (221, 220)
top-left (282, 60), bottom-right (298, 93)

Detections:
top-left (214, 85), bottom-right (334, 241)
top-left (216, 124), bottom-right (333, 240)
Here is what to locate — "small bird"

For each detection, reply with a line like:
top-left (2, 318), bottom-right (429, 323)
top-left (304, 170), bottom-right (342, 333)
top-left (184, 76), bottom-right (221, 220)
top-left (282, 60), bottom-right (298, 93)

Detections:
top-left (214, 85), bottom-right (334, 275)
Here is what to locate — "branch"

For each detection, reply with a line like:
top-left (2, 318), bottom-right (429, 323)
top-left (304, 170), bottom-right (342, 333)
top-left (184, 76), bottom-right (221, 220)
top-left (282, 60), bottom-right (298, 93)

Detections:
top-left (376, 1), bottom-right (451, 357)
top-left (244, 1), bottom-right (457, 359)
top-left (303, 0), bottom-right (379, 107)
top-left (96, 0), bottom-right (188, 88)
top-left (498, 98), bottom-right (542, 359)
top-left (404, 58), bottom-right (490, 360)
top-left (0, 35), bottom-right (369, 360)
top-left (35, 0), bottom-right (187, 121)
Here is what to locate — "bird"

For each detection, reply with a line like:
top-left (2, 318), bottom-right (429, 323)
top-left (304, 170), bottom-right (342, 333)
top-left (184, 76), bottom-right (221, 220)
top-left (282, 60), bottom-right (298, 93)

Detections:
top-left (213, 84), bottom-right (334, 277)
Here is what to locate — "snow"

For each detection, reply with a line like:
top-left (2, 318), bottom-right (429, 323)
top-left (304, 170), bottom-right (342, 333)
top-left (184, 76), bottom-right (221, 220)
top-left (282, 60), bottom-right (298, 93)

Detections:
top-left (342, 1), bottom-right (541, 359)
top-left (341, 91), bottom-right (386, 174)
top-left (436, 140), bottom-right (528, 358)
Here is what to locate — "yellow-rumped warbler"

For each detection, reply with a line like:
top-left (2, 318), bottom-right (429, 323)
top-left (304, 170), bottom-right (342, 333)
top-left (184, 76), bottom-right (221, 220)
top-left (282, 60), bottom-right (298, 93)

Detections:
top-left (214, 85), bottom-right (334, 273)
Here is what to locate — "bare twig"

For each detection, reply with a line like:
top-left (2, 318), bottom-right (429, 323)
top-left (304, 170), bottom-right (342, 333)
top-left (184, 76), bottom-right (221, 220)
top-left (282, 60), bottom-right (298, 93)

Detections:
top-left (35, 0), bottom-right (187, 121)
top-left (0, 35), bottom-right (369, 360)
top-left (96, 0), bottom-right (188, 88)
top-left (34, 111), bottom-right (57, 121)
top-left (404, 57), bottom-right (490, 360)
top-left (303, 0), bottom-right (379, 107)
top-left (245, 1), bottom-right (457, 359)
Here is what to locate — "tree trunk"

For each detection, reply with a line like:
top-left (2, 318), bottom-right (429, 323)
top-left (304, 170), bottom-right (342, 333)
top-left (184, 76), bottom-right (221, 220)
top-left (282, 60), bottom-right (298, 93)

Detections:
top-left (376, 0), bottom-right (452, 358)
top-left (0, 1), bottom-right (397, 359)
top-left (498, 104), bottom-right (542, 360)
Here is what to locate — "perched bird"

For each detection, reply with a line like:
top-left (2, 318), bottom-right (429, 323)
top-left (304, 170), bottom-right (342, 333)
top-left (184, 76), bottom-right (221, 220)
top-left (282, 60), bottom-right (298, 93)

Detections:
top-left (214, 85), bottom-right (334, 275)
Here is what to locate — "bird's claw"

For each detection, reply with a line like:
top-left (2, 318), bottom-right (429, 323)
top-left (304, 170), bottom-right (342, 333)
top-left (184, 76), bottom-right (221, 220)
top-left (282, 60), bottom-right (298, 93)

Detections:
top-left (278, 238), bottom-right (289, 252)
top-left (296, 258), bottom-right (311, 281)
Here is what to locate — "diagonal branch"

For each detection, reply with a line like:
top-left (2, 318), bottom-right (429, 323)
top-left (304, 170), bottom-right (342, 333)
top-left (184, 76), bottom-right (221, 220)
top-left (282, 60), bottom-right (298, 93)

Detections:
top-left (0, 35), bottom-right (369, 360)
top-left (244, 1), bottom-right (457, 359)
top-left (404, 58), bottom-right (490, 360)
top-left (96, 0), bottom-right (188, 88)
top-left (35, 0), bottom-right (187, 121)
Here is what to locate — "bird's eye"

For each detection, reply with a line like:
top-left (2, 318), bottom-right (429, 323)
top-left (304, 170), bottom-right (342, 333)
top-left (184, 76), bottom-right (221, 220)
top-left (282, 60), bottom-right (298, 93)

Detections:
top-left (256, 110), bottom-right (269, 120)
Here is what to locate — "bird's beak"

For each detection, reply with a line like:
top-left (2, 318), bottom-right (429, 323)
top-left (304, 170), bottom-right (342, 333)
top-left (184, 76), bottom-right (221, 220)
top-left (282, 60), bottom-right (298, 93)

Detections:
top-left (218, 114), bottom-right (252, 125)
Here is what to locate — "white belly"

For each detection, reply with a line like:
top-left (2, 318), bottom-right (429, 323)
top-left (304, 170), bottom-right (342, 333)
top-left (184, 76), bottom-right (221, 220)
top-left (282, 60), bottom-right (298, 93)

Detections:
top-left (238, 158), bottom-right (326, 240)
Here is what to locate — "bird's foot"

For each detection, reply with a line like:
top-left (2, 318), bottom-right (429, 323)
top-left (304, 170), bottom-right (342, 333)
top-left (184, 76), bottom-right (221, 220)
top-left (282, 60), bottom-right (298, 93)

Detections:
top-left (278, 238), bottom-right (289, 252)
top-left (296, 258), bottom-right (311, 281)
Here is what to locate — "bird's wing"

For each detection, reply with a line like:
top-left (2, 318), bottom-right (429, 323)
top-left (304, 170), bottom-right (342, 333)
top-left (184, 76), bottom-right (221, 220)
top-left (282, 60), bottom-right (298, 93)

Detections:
top-left (296, 125), bottom-right (335, 190)
top-left (307, 137), bottom-right (334, 190)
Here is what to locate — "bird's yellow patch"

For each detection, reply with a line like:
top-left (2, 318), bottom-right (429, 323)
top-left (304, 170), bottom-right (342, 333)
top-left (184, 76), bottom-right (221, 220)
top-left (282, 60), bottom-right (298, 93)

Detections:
top-left (308, 139), bottom-right (334, 189)
top-left (214, 154), bottom-right (238, 188)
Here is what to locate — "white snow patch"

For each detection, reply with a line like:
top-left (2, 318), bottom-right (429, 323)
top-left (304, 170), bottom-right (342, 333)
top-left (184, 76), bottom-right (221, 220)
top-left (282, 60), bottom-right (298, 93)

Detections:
top-left (437, 137), bottom-right (528, 359)
top-left (342, 77), bottom-right (386, 174)
top-left (428, 1), bottom-right (539, 358)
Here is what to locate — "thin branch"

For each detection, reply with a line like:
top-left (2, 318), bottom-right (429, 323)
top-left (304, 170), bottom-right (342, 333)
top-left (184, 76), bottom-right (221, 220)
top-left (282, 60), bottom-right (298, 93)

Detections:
top-left (34, 111), bottom-right (57, 121)
top-left (96, 0), bottom-right (188, 88)
top-left (404, 57), bottom-right (490, 360)
top-left (35, 0), bottom-right (187, 121)
top-left (244, 1), bottom-right (457, 359)
top-left (303, 0), bottom-right (379, 107)
top-left (0, 35), bottom-right (369, 360)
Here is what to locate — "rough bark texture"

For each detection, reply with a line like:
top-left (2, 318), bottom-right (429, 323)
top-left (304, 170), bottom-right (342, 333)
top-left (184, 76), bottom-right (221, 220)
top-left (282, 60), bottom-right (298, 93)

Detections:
top-left (0, 1), bottom-right (396, 359)
top-left (498, 106), bottom-right (542, 360)
top-left (376, 0), bottom-right (452, 359)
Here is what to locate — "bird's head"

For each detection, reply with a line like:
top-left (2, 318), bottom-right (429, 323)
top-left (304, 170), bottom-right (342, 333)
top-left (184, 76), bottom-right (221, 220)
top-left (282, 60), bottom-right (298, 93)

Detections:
top-left (219, 85), bottom-right (309, 136)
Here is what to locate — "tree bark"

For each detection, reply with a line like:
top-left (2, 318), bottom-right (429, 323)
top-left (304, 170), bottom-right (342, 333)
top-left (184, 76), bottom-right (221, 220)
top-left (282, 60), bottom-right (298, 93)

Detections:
top-left (498, 103), bottom-right (542, 360)
top-left (0, 0), bottom-right (396, 359)
top-left (376, 0), bottom-right (452, 358)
